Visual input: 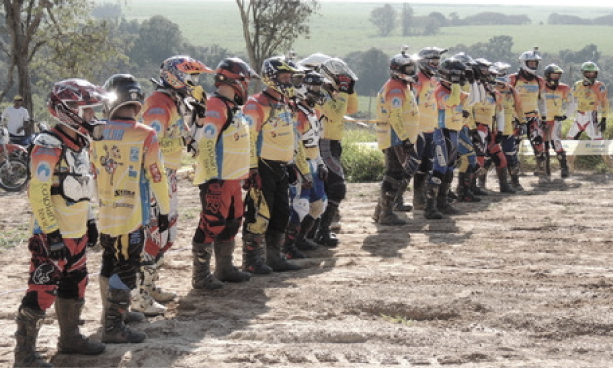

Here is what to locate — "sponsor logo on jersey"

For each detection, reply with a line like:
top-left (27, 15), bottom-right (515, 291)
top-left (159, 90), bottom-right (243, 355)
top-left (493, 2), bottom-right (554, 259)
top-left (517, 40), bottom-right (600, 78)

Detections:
top-left (204, 124), bottom-right (217, 139)
top-left (36, 162), bottom-right (52, 182)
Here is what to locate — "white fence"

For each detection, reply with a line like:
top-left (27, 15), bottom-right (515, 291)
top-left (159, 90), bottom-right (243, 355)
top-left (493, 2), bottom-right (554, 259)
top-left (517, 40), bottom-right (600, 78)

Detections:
top-left (357, 140), bottom-right (613, 156)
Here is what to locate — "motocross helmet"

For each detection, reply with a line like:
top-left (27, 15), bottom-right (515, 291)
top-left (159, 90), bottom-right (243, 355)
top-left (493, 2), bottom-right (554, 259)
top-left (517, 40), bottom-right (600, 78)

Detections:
top-left (390, 51), bottom-right (418, 83)
top-left (519, 49), bottom-right (542, 76)
top-left (580, 61), bottom-right (599, 85)
top-left (299, 71), bottom-right (329, 106)
top-left (320, 57), bottom-right (358, 92)
top-left (438, 57), bottom-right (467, 85)
top-left (103, 74), bottom-right (145, 119)
top-left (544, 63), bottom-right (564, 87)
top-left (215, 57), bottom-right (259, 105)
top-left (261, 56), bottom-right (301, 98)
top-left (417, 46), bottom-right (448, 78)
top-left (48, 78), bottom-right (107, 140)
top-left (159, 55), bottom-right (213, 98)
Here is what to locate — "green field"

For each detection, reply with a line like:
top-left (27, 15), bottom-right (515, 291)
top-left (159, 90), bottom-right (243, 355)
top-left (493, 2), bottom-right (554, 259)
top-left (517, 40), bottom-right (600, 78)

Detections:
top-left (118, 0), bottom-right (613, 58)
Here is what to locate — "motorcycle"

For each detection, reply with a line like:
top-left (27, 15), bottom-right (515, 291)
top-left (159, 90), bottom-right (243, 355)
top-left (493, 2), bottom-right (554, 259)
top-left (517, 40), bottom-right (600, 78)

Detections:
top-left (0, 126), bottom-right (29, 192)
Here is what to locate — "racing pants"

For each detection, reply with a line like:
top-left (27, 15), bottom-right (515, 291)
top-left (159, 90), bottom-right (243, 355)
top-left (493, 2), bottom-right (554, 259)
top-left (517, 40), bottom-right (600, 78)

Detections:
top-left (193, 179), bottom-right (244, 244)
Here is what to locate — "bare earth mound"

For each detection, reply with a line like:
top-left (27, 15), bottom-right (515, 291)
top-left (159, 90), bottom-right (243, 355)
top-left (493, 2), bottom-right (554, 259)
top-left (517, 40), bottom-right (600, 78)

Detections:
top-left (1, 172), bottom-right (613, 368)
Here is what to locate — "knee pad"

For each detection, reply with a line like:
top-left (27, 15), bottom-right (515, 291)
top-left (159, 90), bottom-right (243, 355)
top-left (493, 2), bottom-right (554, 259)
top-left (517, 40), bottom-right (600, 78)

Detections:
top-left (217, 218), bottom-right (242, 241)
top-left (309, 199), bottom-right (326, 219)
top-left (291, 197), bottom-right (310, 223)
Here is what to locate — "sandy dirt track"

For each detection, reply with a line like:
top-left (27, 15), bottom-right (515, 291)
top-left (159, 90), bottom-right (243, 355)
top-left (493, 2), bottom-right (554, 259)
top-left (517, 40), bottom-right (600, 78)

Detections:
top-left (1, 171), bottom-right (613, 368)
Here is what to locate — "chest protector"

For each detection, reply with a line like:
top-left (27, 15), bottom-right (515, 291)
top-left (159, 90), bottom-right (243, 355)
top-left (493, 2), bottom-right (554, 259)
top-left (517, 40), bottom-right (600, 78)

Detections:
top-left (35, 131), bottom-right (94, 203)
top-left (299, 105), bottom-right (321, 149)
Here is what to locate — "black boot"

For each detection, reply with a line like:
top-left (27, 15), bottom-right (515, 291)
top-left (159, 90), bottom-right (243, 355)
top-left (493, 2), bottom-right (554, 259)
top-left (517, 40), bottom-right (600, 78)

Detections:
top-left (242, 232), bottom-right (273, 274)
top-left (412, 172), bottom-right (426, 210)
top-left (102, 289), bottom-right (147, 344)
top-left (192, 242), bottom-right (224, 289)
top-left (545, 151), bottom-right (551, 176)
top-left (424, 183), bottom-right (443, 220)
top-left (471, 167), bottom-right (489, 196)
top-left (457, 172), bottom-right (480, 202)
top-left (315, 205), bottom-right (339, 247)
top-left (509, 164), bottom-right (524, 191)
top-left (213, 240), bottom-right (251, 282)
top-left (56, 298), bottom-right (105, 355)
top-left (497, 167), bottom-right (516, 194)
top-left (295, 215), bottom-right (319, 251)
top-left (377, 190), bottom-right (407, 226)
top-left (535, 153), bottom-right (548, 182)
top-left (265, 230), bottom-right (300, 272)
top-left (437, 172), bottom-right (460, 215)
top-left (283, 222), bottom-right (307, 259)
top-left (393, 178), bottom-right (413, 212)
top-left (99, 276), bottom-right (144, 325)
top-left (14, 307), bottom-right (53, 368)
top-left (558, 152), bottom-right (569, 178)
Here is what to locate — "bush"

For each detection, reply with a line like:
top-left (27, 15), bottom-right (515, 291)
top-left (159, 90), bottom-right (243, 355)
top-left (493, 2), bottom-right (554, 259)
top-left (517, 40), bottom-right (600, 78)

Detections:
top-left (341, 126), bottom-right (384, 183)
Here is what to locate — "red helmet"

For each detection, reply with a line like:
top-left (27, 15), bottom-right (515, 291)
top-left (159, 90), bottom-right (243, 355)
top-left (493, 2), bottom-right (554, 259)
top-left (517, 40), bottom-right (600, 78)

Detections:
top-left (214, 57), bottom-right (259, 105)
top-left (48, 78), bottom-right (107, 137)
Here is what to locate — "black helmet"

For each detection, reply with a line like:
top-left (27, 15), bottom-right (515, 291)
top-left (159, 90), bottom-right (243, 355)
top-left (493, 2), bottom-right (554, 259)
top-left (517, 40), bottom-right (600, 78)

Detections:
top-left (390, 51), bottom-right (418, 83)
top-left (438, 57), bottom-right (466, 85)
top-left (103, 74), bottom-right (144, 119)
top-left (417, 46), bottom-right (447, 78)
top-left (544, 63), bottom-right (564, 87)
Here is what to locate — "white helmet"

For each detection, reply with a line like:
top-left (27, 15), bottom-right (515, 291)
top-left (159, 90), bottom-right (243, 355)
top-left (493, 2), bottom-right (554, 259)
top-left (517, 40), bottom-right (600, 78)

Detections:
top-left (519, 50), bottom-right (542, 75)
top-left (320, 58), bottom-right (358, 92)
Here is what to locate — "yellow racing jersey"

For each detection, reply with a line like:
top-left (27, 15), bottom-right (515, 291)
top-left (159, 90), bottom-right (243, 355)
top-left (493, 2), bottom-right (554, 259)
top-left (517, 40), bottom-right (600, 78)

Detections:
top-left (28, 129), bottom-right (93, 238)
top-left (435, 83), bottom-right (468, 131)
top-left (472, 90), bottom-right (502, 128)
top-left (193, 94), bottom-right (250, 185)
top-left (541, 83), bottom-right (573, 120)
top-left (91, 118), bottom-right (170, 236)
top-left (376, 78), bottom-right (420, 150)
top-left (413, 71), bottom-right (438, 133)
top-left (141, 91), bottom-right (189, 170)
top-left (498, 86), bottom-right (523, 136)
top-left (317, 91), bottom-right (359, 141)
top-left (508, 74), bottom-right (545, 117)
top-left (242, 91), bottom-right (297, 166)
top-left (572, 80), bottom-right (609, 119)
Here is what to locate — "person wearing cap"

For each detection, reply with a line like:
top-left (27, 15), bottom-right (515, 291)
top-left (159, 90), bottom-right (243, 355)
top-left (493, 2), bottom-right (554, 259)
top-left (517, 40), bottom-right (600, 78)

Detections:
top-left (2, 95), bottom-right (32, 146)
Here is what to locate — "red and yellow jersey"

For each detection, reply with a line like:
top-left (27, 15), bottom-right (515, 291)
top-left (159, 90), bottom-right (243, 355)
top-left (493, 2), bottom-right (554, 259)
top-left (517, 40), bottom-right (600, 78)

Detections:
top-left (542, 83), bottom-right (573, 120)
top-left (91, 118), bottom-right (170, 237)
top-left (413, 71), bottom-right (438, 133)
top-left (193, 95), bottom-right (250, 185)
top-left (508, 74), bottom-right (545, 117)
top-left (472, 90), bottom-right (502, 128)
top-left (498, 86), bottom-right (523, 136)
top-left (435, 83), bottom-right (468, 131)
top-left (141, 91), bottom-right (189, 170)
top-left (376, 78), bottom-right (420, 150)
top-left (242, 92), bottom-right (297, 165)
top-left (28, 129), bottom-right (92, 238)
top-left (316, 91), bottom-right (359, 141)
top-left (572, 80), bottom-right (609, 119)
top-left (295, 104), bottom-right (322, 161)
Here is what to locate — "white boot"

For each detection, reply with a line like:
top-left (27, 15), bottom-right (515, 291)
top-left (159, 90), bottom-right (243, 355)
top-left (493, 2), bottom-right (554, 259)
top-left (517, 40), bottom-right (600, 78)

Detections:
top-left (131, 288), bottom-right (165, 317)
top-left (149, 257), bottom-right (176, 303)
top-left (131, 268), bottom-right (165, 316)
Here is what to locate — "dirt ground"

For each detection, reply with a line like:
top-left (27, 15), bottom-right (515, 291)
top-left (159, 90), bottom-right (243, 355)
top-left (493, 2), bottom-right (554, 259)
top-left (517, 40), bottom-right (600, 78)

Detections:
top-left (1, 170), bottom-right (613, 368)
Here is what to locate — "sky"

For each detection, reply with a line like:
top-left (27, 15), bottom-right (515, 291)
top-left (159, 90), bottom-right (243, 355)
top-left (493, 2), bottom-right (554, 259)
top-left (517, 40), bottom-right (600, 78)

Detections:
top-left (320, 0), bottom-right (612, 7)
top-left (190, 0), bottom-right (613, 9)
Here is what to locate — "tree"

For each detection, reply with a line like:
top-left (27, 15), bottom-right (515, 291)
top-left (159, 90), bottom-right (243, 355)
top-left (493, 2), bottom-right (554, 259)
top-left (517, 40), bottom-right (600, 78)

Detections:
top-left (401, 3), bottom-right (414, 36)
top-left (1, 0), bottom-right (114, 112)
top-left (369, 4), bottom-right (396, 37)
top-left (235, 0), bottom-right (319, 74)
top-left (344, 47), bottom-right (389, 97)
